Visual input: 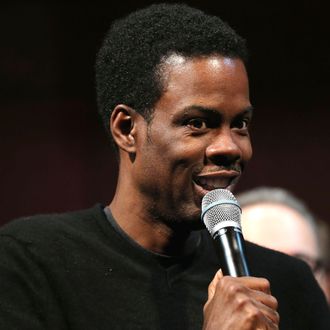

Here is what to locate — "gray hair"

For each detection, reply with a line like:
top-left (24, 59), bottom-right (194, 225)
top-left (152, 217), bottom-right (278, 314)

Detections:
top-left (237, 187), bottom-right (317, 231)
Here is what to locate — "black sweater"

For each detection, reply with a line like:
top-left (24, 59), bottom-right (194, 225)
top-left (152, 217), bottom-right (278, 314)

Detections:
top-left (0, 205), bottom-right (329, 329)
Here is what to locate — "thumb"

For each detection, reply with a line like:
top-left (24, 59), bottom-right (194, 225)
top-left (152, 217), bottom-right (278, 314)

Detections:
top-left (207, 269), bottom-right (223, 301)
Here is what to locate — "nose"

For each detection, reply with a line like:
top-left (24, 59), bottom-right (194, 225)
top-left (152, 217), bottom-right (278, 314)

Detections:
top-left (205, 128), bottom-right (241, 166)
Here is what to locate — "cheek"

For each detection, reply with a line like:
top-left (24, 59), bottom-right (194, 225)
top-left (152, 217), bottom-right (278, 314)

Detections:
top-left (169, 141), bottom-right (206, 171)
top-left (245, 143), bottom-right (253, 161)
top-left (153, 132), bottom-right (205, 162)
top-left (239, 138), bottom-right (253, 162)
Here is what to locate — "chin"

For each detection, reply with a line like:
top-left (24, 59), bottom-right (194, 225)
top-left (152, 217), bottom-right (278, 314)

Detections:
top-left (174, 210), bottom-right (206, 231)
top-left (186, 220), bottom-right (207, 231)
top-left (167, 218), bottom-right (206, 232)
top-left (149, 198), bottom-right (205, 230)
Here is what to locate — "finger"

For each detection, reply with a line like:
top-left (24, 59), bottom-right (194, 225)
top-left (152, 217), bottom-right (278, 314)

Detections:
top-left (256, 299), bottom-right (280, 326)
top-left (255, 316), bottom-right (279, 330)
top-left (255, 310), bottom-right (280, 330)
top-left (247, 293), bottom-right (279, 326)
top-left (253, 290), bottom-right (278, 311)
top-left (207, 269), bottom-right (223, 300)
top-left (234, 276), bottom-right (272, 295)
top-left (237, 296), bottom-right (279, 329)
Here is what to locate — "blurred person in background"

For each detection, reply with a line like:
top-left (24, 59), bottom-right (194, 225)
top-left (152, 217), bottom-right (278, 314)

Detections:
top-left (316, 219), bottom-right (330, 305)
top-left (238, 186), bottom-right (330, 305)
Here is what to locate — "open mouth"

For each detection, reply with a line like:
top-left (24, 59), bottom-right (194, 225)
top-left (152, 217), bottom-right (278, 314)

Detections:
top-left (193, 176), bottom-right (232, 190)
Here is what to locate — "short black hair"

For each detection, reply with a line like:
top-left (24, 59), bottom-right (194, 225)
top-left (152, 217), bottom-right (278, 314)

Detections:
top-left (96, 3), bottom-right (248, 143)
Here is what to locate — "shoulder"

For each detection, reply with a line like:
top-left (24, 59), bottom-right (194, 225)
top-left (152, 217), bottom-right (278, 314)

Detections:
top-left (0, 204), bottom-right (106, 246)
top-left (245, 240), bottom-right (315, 285)
top-left (246, 241), bottom-right (330, 328)
top-left (245, 241), bottom-right (303, 273)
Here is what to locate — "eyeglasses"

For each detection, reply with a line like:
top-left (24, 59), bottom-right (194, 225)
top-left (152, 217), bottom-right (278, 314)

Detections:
top-left (292, 253), bottom-right (325, 274)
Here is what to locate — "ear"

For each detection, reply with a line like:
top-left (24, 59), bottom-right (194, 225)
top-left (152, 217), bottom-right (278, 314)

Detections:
top-left (110, 105), bottom-right (141, 153)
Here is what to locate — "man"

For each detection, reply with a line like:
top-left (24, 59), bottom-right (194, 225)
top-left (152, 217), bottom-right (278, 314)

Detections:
top-left (238, 186), bottom-right (330, 304)
top-left (317, 219), bottom-right (330, 305)
top-left (0, 4), bottom-right (329, 329)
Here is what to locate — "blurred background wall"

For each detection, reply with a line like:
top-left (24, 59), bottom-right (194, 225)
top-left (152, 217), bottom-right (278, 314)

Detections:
top-left (1, 0), bottom-right (329, 225)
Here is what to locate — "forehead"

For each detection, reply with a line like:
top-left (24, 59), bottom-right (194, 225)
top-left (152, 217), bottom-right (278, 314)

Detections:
top-left (241, 203), bottom-right (319, 256)
top-left (160, 53), bottom-right (248, 84)
top-left (242, 203), bottom-right (317, 242)
top-left (155, 54), bottom-right (250, 114)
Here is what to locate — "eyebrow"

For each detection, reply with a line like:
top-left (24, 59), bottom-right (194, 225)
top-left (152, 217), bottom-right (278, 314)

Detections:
top-left (181, 105), bottom-right (254, 116)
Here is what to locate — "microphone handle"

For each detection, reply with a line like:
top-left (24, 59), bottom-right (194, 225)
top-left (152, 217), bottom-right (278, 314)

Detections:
top-left (214, 226), bottom-right (250, 277)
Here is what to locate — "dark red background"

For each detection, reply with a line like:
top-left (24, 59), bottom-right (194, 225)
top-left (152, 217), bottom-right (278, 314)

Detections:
top-left (1, 1), bottom-right (329, 225)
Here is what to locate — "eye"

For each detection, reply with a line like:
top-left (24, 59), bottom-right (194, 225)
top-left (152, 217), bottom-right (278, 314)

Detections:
top-left (233, 118), bottom-right (250, 130)
top-left (186, 118), bottom-right (208, 130)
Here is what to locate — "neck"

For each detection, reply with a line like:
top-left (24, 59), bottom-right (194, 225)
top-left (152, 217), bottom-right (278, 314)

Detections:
top-left (109, 192), bottom-right (193, 256)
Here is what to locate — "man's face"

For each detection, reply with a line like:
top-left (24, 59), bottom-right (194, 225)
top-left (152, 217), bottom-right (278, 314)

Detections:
top-left (132, 55), bottom-right (252, 226)
top-left (241, 203), bottom-right (320, 261)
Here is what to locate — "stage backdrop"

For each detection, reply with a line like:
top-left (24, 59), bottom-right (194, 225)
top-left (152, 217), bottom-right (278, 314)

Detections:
top-left (1, 1), bottom-right (329, 225)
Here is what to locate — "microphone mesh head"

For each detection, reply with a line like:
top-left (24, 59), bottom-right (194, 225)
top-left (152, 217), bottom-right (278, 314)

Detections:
top-left (201, 189), bottom-right (241, 236)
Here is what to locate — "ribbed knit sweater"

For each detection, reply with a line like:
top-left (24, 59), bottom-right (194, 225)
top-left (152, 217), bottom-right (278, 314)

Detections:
top-left (0, 205), bottom-right (329, 329)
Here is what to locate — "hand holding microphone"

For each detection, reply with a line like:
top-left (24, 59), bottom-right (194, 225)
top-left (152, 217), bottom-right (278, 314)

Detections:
top-left (202, 189), bottom-right (279, 330)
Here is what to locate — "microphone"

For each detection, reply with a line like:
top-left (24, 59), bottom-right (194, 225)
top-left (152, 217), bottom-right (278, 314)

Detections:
top-left (201, 189), bottom-right (250, 277)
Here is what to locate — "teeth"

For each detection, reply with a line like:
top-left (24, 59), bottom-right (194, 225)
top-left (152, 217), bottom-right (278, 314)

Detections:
top-left (196, 177), bottom-right (230, 189)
